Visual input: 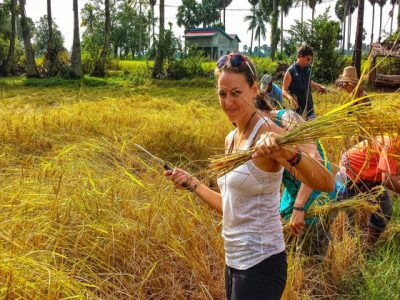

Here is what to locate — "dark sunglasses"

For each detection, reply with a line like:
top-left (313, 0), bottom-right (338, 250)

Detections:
top-left (217, 53), bottom-right (256, 79)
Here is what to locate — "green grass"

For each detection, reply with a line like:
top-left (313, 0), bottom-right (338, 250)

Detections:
top-left (350, 200), bottom-right (400, 300)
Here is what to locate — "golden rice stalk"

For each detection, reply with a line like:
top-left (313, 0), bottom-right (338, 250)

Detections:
top-left (210, 96), bottom-right (400, 177)
top-left (380, 224), bottom-right (400, 243)
top-left (282, 186), bottom-right (384, 233)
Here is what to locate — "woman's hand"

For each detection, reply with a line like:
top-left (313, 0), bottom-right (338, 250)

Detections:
top-left (165, 167), bottom-right (198, 191)
top-left (289, 210), bottom-right (305, 237)
top-left (318, 85), bottom-right (327, 93)
top-left (252, 132), bottom-right (292, 160)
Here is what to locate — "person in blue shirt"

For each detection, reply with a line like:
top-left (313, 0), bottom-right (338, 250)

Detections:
top-left (255, 94), bottom-right (344, 256)
top-left (260, 74), bottom-right (284, 108)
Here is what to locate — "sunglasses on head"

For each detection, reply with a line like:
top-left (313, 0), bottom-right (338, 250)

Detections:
top-left (217, 53), bottom-right (256, 79)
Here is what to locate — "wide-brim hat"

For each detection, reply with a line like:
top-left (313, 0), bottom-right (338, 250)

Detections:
top-left (336, 66), bottom-right (359, 86)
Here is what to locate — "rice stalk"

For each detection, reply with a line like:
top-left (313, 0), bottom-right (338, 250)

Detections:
top-left (210, 95), bottom-right (400, 177)
top-left (282, 186), bottom-right (383, 234)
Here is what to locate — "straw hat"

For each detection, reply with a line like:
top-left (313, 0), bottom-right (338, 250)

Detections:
top-left (336, 66), bottom-right (359, 86)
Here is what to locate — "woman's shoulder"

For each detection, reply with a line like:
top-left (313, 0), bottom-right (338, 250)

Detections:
top-left (257, 118), bottom-right (285, 135)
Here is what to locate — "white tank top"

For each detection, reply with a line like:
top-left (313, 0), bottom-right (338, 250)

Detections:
top-left (217, 119), bottom-right (285, 270)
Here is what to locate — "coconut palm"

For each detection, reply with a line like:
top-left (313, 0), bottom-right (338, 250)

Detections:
top-left (218, 0), bottom-right (232, 29)
top-left (376, 0), bottom-right (387, 41)
top-left (149, 0), bottom-right (156, 47)
top-left (353, 0), bottom-right (364, 77)
top-left (264, 0), bottom-right (279, 60)
top-left (151, 0), bottom-right (164, 78)
top-left (177, 0), bottom-right (200, 32)
top-left (247, 0), bottom-right (259, 55)
top-left (308, 0), bottom-right (322, 20)
top-left (46, 0), bottom-right (61, 76)
top-left (18, 0), bottom-right (38, 77)
top-left (368, 0), bottom-right (376, 44)
top-left (71, 0), bottom-right (82, 78)
top-left (336, 0), bottom-right (358, 52)
top-left (4, 0), bottom-right (16, 75)
top-left (279, 0), bottom-right (293, 55)
top-left (299, 0), bottom-right (304, 23)
top-left (335, 0), bottom-right (347, 51)
top-left (389, 0), bottom-right (396, 34)
top-left (254, 7), bottom-right (269, 57)
top-left (347, 0), bottom-right (358, 51)
top-left (398, 0), bottom-right (400, 28)
top-left (91, 0), bottom-right (110, 77)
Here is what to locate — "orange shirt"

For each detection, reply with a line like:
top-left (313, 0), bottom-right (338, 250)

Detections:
top-left (345, 137), bottom-right (399, 183)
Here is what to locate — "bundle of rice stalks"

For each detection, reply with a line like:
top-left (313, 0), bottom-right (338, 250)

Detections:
top-left (210, 95), bottom-right (400, 177)
top-left (282, 186), bottom-right (383, 234)
top-left (380, 224), bottom-right (400, 243)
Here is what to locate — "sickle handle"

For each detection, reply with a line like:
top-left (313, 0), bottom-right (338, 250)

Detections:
top-left (163, 163), bottom-right (192, 190)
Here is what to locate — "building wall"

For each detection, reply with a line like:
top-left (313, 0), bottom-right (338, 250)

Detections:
top-left (185, 36), bottom-right (215, 48)
top-left (184, 31), bottom-right (240, 60)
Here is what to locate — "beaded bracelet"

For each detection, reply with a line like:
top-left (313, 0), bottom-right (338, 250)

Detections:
top-left (191, 181), bottom-right (199, 193)
top-left (293, 206), bottom-right (305, 211)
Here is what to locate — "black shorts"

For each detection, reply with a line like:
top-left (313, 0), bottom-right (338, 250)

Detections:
top-left (225, 251), bottom-right (287, 300)
top-left (344, 180), bottom-right (392, 232)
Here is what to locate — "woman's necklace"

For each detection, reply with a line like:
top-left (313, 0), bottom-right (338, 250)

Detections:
top-left (230, 111), bottom-right (257, 153)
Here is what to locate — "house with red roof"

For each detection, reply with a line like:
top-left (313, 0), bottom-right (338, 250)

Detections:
top-left (183, 28), bottom-right (241, 60)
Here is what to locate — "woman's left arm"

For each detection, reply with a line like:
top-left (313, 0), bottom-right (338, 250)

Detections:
top-left (253, 133), bottom-right (335, 192)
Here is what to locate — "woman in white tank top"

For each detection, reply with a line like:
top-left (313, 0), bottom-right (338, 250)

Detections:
top-left (166, 53), bottom-right (335, 300)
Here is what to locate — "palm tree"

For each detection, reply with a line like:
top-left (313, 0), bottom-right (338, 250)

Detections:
top-left (398, 0), bottom-right (400, 28)
top-left (353, 0), bottom-right (364, 77)
top-left (151, 0), bottom-right (164, 78)
top-left (46, 0), bottom-right (60, 76)
top-left (177, 0), bottom-right (200, 32)
top-left (337, 0), bottom-right (357, 52)
top-left (368, 0), bottom-right (376, 44)
top-left (18, 0), bottom-right (38, 77)
top-left (91, 0), bottom-right (110, 77)
top-left (347, 1), bottom-right (352, 51)
top-left (268, 0), bottom-right (279, 60)
top-left (376, 0), bottom-right (387, 42)
top-left (397, 0), bottom-right (400, 29)
top-left (4, 0), bottom-right (16, 75)
top-left (149, 0), bottom-right (156, 47)
top-left (347, 0), bottom-right (358, 52)
top-left (279, 0), bottom-right (293, 56)
top-left (254, 7), bottom-right (269, 57)
top-left (247, 0), bottom-right (259, 55)
top-left (335, 0), bottom-right (347, 52)
top-left (308, 0), bottom-right (322, 20)
top-left (300, 0), bottom-right (304, 24)
top-left (71, 0), bottom-right (82, 78)
top-left (389, 0), bottom-right (396, 34)
top-left (218, 0), bottom-right (232, 29)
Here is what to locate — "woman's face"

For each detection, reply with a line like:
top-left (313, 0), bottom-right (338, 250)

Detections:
top-left (217, 71), bottom-right (257, 123)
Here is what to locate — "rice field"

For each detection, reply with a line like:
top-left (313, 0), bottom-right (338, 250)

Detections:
top-left (0, 77), bottom-right (399, 299)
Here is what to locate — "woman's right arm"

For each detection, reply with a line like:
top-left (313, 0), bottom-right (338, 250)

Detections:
top-left (165, 167), bottom-right (223, 213)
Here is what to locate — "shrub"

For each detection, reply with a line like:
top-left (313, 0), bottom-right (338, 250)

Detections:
top-left (165, 53), bottom-right (206, 80)
top-left (286, 10), bottom-right (345, 82)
